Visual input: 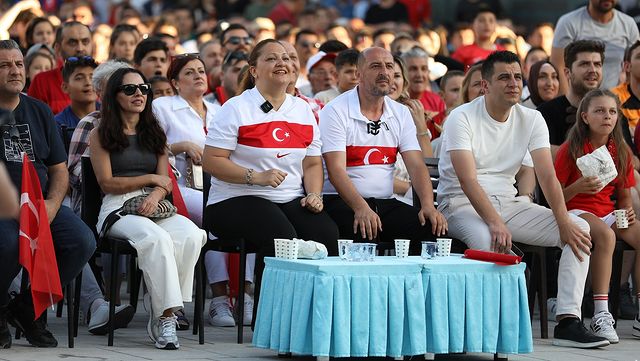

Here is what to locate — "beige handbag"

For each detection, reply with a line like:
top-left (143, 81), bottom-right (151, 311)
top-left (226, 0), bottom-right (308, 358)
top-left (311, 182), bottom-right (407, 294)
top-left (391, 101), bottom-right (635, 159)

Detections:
top-left (185, 158), bottom-right (203, 190)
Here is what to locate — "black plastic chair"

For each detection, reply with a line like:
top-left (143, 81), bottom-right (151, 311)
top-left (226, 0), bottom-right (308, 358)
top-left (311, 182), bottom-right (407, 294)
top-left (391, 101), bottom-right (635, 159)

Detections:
top-left (192, 172), bottom-right (256, 344)
top-left (80, 156), bottom-right (142, 346)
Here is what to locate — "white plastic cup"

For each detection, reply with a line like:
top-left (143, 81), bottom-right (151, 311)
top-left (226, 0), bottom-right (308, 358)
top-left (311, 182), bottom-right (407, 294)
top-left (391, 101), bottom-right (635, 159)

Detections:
top-left (394, 239), bottom-right (410, 258)
top-left (338, 239), bottom-right (353, 260)
top-left (614, 209), bottom-right (629, 229)
top-left (274, 238), bottom-right (299, 259)
top-left (436, 238), bottom-right (452, 257)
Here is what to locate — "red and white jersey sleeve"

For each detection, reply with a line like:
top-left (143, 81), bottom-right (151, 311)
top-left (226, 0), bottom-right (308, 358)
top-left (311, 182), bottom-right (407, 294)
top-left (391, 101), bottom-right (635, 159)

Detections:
top-left (319, 88), bottom-right (420, 199)
top-left (205, 88), bottom-right (321, 205)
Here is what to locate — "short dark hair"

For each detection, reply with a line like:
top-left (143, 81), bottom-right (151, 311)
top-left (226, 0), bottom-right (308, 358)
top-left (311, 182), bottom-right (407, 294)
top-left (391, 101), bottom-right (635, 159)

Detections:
top-left (319, 40), bottom-right (348, 53)
top-left (481, 51), bottom-right (521, 80)
top-left (564, 40), bottom-right (605, 70)
top-left (295, 29), bottom-right (318, 44)
top-left (221, 23), bottom-right (249, 44)
top-left (109, 24), bottom-right (139, 53)
top-left (149, 75), bottom-right (170, 85)
top-left (524, 46), bottom-right (547, 64)
top-left (133, 38), bottom-right (168, 65)
top-left (55, 21), bottom-right (90, 46)
top-left (624, 40), bottom-right (640, 62)
top-left (62, 56), bottom-right (98, 82)
top-left (373, 28), bottom-right (394, 41)
top-left (167, 53), bottom-right (206, 92)
top-left (335, 49), bottom-right (359, 71)
top-left (439, 70), bottom-right (464, 89)
top-left (222, 51), bottom-right (249, 71)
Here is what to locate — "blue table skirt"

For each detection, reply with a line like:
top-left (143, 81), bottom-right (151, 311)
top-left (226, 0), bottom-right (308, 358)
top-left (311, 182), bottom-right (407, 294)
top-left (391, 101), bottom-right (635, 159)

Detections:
top-left (253, 256), bottom-right (533, 357)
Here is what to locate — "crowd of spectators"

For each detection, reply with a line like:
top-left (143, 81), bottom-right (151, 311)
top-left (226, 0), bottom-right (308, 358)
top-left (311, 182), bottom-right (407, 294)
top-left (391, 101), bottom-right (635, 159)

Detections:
top-left (1, 0), bottom-right (640, 353)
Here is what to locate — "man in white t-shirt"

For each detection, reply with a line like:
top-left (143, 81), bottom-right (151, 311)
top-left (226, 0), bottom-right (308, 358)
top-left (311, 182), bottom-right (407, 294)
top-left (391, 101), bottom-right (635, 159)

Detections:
top-left (319, 47), bottom-right (447, 244)
top-left (438, 50), bottom-right (609, 349)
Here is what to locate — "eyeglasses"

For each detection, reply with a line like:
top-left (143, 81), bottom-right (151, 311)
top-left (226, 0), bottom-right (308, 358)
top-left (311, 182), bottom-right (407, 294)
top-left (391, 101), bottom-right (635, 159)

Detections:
top-left (299, 41), bottom-right (320, 49)
top-left (66, 56), bottom-right (96, 65)
top-left (171, 53), bottom-right (200, 61)
top-left (118, 83), bottom-right (151, 96)
top-left (224, 36), bottom-right (253, 46)
top-left (223, 51), bottom-right (249, 66)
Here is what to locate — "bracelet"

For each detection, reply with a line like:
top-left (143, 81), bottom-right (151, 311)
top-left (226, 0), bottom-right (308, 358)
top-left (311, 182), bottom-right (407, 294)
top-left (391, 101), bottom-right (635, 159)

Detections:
top-left (417, 130), bottom-right (431, 137)
top-left (306, 192), bottom-right (323, 202)
top-left (245, 168), bottom-right (254, 185)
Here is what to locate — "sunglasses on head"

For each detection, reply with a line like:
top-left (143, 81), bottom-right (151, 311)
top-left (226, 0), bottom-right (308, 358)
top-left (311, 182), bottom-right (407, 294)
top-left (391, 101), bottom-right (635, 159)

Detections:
top-left (118, 83), bottom-right (151, 96)
top-left (66, 56), bottom-right (96, 65)
top-left (225, 36), bottom-right (253, 46)
top-left (171, 52), bottom-right (200, 61)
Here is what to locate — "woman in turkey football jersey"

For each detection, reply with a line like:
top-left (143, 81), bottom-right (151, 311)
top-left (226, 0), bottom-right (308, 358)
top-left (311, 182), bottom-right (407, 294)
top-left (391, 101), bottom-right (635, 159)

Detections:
top-left (202, 39), bottom-right (339, 325)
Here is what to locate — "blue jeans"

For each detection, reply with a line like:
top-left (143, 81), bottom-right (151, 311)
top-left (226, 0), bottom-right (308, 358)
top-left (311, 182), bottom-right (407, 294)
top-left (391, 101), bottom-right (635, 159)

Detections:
top-left (0, 206), bottom-right (96, 305)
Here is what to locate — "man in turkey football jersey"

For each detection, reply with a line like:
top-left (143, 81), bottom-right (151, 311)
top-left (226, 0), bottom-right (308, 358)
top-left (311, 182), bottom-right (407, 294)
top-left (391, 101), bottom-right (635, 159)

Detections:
top-left (319, 47), bottom-right (447, 242)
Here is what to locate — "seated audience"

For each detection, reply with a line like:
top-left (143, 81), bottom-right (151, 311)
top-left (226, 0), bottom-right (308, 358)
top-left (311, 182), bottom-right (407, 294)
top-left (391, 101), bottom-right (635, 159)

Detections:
top-left (108, 24), bottom-right (140, 63)
top-left (149, 75), bottom-right (175, 99)
top-left (133, 38), bottom-right (169, 80)
top-left (437, 50), bottom-right (608, 349)
top-left (315, 49), bottom-right (360, 104)
top-left (203, 39), bottom-right (339, 327)
top-left (89, 67), bottom-right (205, 349)
top-left (451, 8), bottom-right (504, 68)
top-left (54, 56), bottom-right (98, 133)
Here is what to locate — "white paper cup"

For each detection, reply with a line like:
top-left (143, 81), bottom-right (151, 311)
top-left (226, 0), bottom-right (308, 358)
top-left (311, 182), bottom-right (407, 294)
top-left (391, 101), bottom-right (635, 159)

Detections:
top-left (274, 238), bottom-right (299, 259)
top-left (394, 239), bottom-right (410, 258)
top-left (436, 238), bottom-right (452, 257)
top-left (338, 239), bottom-right (353, 260)
top-left (614, 209), bottom-right (629, 229)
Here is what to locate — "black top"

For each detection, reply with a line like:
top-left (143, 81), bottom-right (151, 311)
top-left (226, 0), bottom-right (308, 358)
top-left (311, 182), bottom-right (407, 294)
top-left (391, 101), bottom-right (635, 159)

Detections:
top-left (0, 94), bottom-right (66, 195)
top-left (364, 2), bottom-right (409, 24)
top-left (110, 135), bottom-right (158, 177)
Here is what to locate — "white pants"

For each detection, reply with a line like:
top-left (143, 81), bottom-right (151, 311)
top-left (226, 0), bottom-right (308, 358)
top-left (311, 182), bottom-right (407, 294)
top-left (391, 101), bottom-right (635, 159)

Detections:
top-left (205, 251), bottom-right (255, 285)
top-left (99, 191), bottom-right (206, 318)
top-left (439, 195), bottom-right (591, 318)
top-left (179, 185), bottom-right (203, 226)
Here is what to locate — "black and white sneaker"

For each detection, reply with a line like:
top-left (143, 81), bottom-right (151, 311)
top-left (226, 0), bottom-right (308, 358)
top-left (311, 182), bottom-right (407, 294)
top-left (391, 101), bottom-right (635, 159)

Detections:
top-left (633, 315), bottom-right (640, 338)
top-left (553, 317), bottom-right (610, 349)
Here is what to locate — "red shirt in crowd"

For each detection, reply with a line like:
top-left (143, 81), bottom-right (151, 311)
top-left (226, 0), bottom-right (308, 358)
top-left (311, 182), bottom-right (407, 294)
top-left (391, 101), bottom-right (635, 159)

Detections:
top-left (555, 140), bottom-right (635, 217)
top-left (398, 0), bottom-right (431, 28)
top-left (269, 3), bottom-right (297, 26)
top-left (28, 65), bottom-right (70, 115)
top-left (418, 90), bottom-right (446, 139)
top-left (452, 43), bottom-right (505, 69)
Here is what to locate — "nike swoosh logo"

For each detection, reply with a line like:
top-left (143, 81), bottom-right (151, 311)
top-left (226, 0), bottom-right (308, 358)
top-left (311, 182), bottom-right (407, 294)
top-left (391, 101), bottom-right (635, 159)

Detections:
top-left (276, 152), bottom-right (291, 158)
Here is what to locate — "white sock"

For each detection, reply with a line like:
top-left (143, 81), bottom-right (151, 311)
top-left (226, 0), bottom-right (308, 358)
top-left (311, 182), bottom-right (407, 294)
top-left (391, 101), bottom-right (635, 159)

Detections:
top-left (593, 294), bottom-right (609, 315)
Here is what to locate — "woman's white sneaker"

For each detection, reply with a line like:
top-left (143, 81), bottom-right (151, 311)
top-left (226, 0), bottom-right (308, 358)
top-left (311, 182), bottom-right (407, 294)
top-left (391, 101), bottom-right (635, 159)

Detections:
top-left (208, 296), bottom-right (235, 327)
top-left (589, 311), bottom-right (619, 344)
top-left (155, 315), bottom-right (179, 350)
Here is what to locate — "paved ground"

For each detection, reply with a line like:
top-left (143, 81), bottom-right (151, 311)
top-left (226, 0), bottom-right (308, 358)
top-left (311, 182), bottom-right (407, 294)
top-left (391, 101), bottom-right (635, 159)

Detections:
top-left (1, 301), bottom-right (638, 361)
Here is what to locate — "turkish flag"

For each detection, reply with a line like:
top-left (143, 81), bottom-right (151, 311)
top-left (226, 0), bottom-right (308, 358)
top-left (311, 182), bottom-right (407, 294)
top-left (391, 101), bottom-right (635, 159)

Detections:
top-left (346, 146), bottom-right (398, 167)
top-left (18, 153), bottom-right (63, 319)
top-left (238, 121), bottom-right (313, 149)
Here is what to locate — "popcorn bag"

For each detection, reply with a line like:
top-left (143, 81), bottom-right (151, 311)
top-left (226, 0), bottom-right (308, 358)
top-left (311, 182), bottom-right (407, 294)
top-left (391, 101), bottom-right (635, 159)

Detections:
top-left (576, 145), bottom-right (618, 192)
top-left (295, 238), bottom-right (328, 259)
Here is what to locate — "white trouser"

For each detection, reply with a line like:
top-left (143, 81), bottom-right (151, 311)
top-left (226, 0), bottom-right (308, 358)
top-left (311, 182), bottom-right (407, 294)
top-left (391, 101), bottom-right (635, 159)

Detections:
top-left (204, 251), bottom-right (255, 285)
top-left (99, 191), bottom-right (206, 318)
top-left (179, 185), bottom-right (203, 227)
top-left (439, 195), bottom-right (591, 318)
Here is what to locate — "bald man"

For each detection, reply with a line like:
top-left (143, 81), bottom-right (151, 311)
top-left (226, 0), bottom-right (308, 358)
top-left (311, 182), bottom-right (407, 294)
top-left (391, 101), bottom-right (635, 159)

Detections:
top-left (319, 47), bottom-right (447, 244)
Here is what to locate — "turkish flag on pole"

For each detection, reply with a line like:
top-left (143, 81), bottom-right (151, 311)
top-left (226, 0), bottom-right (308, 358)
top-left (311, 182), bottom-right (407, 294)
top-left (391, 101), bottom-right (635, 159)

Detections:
top-left (18, 153), bottom-right (63, 319)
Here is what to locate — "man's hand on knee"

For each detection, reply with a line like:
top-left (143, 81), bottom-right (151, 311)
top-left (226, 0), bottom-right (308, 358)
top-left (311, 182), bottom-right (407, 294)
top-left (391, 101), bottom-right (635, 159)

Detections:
top-left (489, 220), bottom-right (512, 254)
top-left (559, 221), bottom-right (592, 262)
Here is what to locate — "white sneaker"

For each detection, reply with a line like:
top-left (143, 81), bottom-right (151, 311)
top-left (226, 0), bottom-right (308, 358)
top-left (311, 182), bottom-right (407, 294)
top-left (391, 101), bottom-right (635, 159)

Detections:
top-left (547, 298), bottom-right (557, 322)
top-left (208, 296), bottom-right (235, 327)
top-left (155, 315), bottom-right (179, 350)
top-left (87, 301), bottom-right (135, 335)
top-left (241, 294), bottom-right (253, 326)
top-left (590, 311), bottom-right (619, 344)
top-left (143, 293), bottom-right (157, 342)
top-left (633, 315), bottom-right (640, 338)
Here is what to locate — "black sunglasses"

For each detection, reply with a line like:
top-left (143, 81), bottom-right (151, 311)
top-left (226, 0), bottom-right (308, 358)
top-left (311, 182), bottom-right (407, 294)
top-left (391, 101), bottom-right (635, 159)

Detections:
top-left (118, 83), bottom-right (151, 96)
top-left (171, 52), bottom-right (200, 61)
top-left (299, 41), bottom-right (320, 49)
top-left (225, 36), bottom-right (253, 46)
top-left (223, 51), bottom-right (249, 66)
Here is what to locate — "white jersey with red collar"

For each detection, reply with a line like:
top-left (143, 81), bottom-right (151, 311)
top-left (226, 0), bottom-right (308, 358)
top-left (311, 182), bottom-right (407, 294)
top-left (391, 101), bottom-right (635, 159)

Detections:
top-left (205, 87), bottom-right (321, 205)
top-left (319, 87), bottom-right (421, 199)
